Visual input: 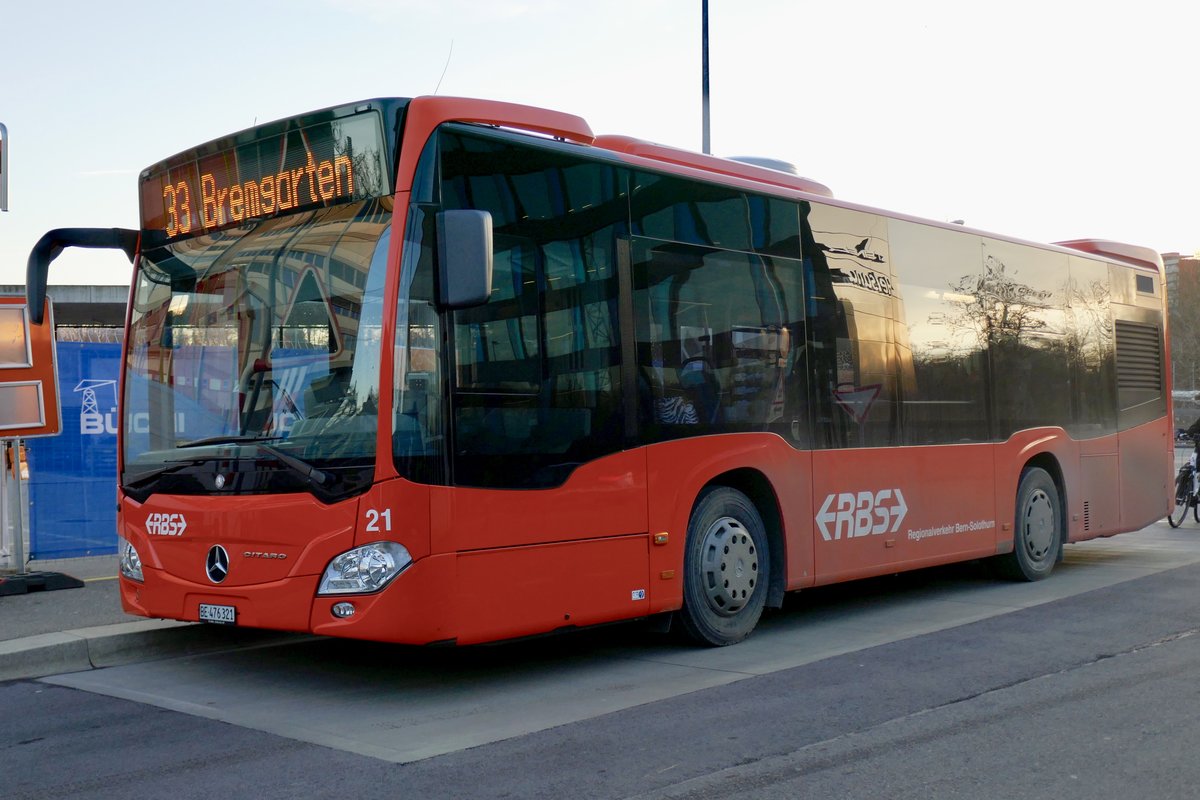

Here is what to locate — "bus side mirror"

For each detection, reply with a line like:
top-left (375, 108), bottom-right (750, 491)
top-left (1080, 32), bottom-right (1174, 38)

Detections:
top-left (437, 210), bottom-right (493, 309)
top-left (26, 228), bottom-right (138, 324)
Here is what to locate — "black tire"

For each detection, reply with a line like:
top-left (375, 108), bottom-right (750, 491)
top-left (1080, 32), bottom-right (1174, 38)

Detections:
top-left (996, 467), bottom-right (1062, 581)
top-left (1169, 472), bottom-right (1190, 528)
top-left (678, 487), bottom-right (770, 646)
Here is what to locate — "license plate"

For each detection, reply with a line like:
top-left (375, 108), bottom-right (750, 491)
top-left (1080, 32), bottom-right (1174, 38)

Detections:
top-left (199, 603), bottom-right (237, 624)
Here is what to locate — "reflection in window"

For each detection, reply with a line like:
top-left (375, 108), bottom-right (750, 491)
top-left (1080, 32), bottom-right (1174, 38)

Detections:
top-left (889, 220), bottom-right (989, 444)
top-left (804, 203), bottom-right (900, 448)
top-left (437, 129), bottom-right (628, 488)
top-left (890, 221), bottom-right (1122, 444)
top-left (632, 239), bottom-right (807, 445)
top-left (394, 205), bottom-right (445, 485)
top-left (978, 240), bottom-right (1071, 437)
top-left (124, 198), bottom-right (391, 481)
top-left (1066, 256), bottom-right (1116, 436)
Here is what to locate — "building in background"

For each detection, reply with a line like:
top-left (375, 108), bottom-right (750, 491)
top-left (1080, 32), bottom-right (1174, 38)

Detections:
top-left (1164, 252), bottom-right (1200, 298)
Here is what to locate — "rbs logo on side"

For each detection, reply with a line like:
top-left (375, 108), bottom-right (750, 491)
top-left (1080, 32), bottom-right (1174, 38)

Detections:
top-left (816, 489), bottom-right (908, 541)
top-left (146, 513), bottom-right (188, 536)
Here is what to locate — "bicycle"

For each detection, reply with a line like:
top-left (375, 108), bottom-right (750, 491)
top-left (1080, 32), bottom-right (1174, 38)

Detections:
top-left (1169, 437), bottom-right (1200, 527)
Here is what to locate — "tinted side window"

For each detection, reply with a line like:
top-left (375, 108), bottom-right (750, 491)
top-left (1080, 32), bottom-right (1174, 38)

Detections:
top-left (1067, 255), bottom-right (1117, 437)
top-left (802, 202), bottom-right (901, 448)
top-left (439, 131), bottom-right (629, 488)
top-left (632, 238), bottom-right (808, 445)
top-left (631, 172), bottom-right (750, 251)
top-left (980, 239), bottom-right (1072, 438)
top-left (889, 220), bottom-right (990, 444)
top-left (629, 172), bottom-right (803, 260)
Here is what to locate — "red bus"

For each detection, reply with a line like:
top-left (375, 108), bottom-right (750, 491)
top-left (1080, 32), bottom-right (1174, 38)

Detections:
top-left (27, 97), bottom-right (1172, 646)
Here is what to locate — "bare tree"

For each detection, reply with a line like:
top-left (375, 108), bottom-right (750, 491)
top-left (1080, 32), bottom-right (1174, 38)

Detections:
top-left (945, 255), bottom-right (1053, 349)
top-left (1169, 267), bottom-right (1200, 392)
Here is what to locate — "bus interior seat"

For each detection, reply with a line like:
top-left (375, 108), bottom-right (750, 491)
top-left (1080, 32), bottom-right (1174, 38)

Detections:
top-left (679, 361), bottom-right (721, 423)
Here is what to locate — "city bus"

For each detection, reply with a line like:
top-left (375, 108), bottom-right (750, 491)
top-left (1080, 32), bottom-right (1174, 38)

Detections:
top-left (27, 96), bottom-right (1172, 646)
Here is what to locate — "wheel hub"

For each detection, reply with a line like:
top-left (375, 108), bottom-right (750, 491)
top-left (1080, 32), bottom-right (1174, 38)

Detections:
top-left (699, 516), bottom-right (759, 616)
top-left (1022, 488), bottom-right (1055, 561)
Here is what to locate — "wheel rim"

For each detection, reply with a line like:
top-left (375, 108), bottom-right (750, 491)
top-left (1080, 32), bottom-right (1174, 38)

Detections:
top-left (698, 516), bottom-right (759, 617)
top-left (1021, 488), bottom-right (1055, 562)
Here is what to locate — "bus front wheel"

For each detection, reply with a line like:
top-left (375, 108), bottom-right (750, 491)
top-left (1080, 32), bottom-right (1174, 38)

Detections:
top-left (996, 467), bottom-right (1062, 581)
top-left (679, 487), bottom-right (770, 646)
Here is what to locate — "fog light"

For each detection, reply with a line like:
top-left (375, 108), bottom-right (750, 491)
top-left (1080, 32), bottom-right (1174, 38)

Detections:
top-left (332, 602), bottom-right (356, 619)
top-left (118, 536), bottom-right (144, 582)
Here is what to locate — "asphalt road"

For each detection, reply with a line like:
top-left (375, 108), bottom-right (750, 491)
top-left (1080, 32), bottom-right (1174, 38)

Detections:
top-left (6, 524), bottom-right (1200, 799)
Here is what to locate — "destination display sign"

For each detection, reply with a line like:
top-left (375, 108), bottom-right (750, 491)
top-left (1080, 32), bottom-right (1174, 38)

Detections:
top-left (140, 111), bottom-right (388, 240)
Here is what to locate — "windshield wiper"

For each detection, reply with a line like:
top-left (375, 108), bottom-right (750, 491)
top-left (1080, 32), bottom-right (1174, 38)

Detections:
top-left (123, 459), bottom-right (205, 487)
top-left (255, 442), bottom-right (330, 487)
top-left (176, 434), bottom-right (285, 448)
top-left (173, 435), bottom-right (329, 489)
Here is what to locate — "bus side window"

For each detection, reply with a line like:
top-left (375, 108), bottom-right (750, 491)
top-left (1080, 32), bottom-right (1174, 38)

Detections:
top-left (437, 130), bottom-right (628, 488)
top-left (632, 239), bottom-right (805, 444)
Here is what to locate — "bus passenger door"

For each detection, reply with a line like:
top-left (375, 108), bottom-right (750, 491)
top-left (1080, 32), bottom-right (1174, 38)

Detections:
top-left (429, 213), bottom-right (647, 642)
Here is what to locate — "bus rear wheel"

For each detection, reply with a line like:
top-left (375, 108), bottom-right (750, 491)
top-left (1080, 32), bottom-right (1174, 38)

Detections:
top-left (996, 467), bottom-right (1062, 581)
top-left (679, 487), bottom-right (770, 646)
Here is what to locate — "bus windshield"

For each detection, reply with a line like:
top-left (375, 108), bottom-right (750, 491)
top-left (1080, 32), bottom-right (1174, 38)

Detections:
top-left (122, 197), bottom-right (392, 502)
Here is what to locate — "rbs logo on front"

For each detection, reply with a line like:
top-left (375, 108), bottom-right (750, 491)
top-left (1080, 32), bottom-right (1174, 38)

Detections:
top-left (146, 513), bottom-right (188, 536)
top-left (816, 489), bottom-right (908, 541)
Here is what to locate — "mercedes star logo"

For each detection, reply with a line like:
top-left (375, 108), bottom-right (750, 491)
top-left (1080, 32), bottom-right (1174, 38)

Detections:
top-left (206, 545), bottom-right (230, 584)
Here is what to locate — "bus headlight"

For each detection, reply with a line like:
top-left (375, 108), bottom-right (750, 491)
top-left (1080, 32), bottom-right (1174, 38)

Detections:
top-left (317, 541), bottom-right (412, 595)
top-left (118, 536), bottom-right (144, 582)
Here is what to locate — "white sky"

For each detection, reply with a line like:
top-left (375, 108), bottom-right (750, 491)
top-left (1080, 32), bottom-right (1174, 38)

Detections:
top-left (1, 0), bottom-right (1196, 287)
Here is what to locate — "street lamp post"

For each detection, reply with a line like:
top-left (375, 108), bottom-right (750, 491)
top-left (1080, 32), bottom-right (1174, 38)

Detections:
top-left (701, 1), bottom-right (710, 154)
top-left (0, 121), bottom-right (8, 211)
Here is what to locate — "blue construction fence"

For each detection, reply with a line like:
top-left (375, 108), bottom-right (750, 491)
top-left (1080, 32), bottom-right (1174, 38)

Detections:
top-left (25, 342), bottom-right (121, 559)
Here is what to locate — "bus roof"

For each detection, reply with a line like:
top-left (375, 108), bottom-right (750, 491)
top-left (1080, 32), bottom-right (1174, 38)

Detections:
top-left (592, 135), bottom-right (834, 199)
top-left (1053, 239), bottom-right (1164, 274)
top-left (141, 94), bottom-right (1162, 275)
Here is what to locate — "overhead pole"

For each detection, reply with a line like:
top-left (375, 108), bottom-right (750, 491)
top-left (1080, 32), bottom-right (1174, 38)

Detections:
top-left (1, 122), bottom-right (8, 211)
top-left (701, 0), bottom-right (711, 154)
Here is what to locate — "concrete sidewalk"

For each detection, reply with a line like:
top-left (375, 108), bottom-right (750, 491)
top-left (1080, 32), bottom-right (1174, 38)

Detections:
top-left (0, 555), bottom-right (302, 682)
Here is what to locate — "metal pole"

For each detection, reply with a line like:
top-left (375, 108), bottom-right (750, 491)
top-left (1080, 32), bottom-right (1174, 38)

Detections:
top-left (7, 440), bottom-right (25, 573)
top-left (0, 437), bottom-right (84, 594)
top-left (701, 0), bottom-right (711, 154)
top-left (0, 122), bottom-right (8, 211)
top-left (0, 440), bottom-right (9, 568)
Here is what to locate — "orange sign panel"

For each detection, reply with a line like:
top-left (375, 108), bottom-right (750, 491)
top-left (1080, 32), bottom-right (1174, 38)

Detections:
top-left (0, 296), bottom-right (60, 438)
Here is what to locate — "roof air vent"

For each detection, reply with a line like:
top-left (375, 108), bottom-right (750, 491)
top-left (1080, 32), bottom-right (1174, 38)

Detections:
top-left (728, 156), bottom-right (800, 175)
